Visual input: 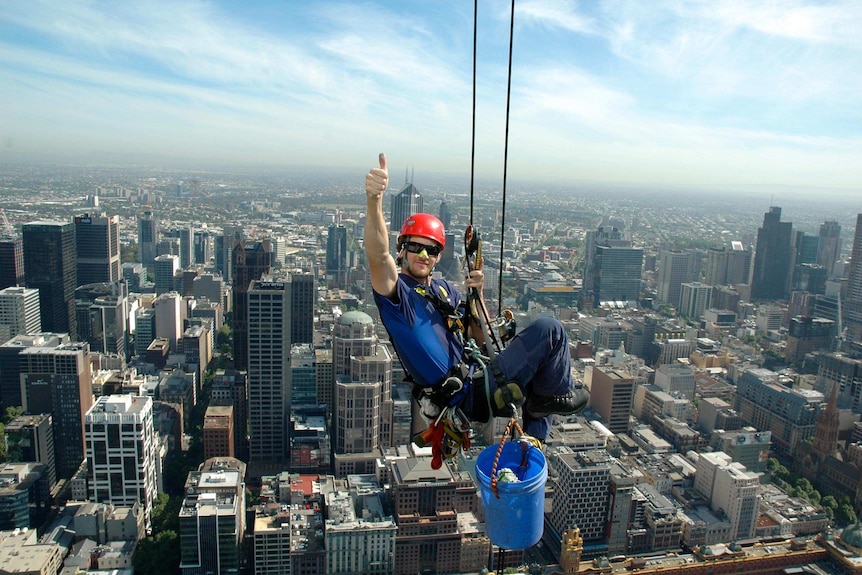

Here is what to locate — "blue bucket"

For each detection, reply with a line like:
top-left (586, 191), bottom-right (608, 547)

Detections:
top-left (476, 441), bottom-right (548, 550)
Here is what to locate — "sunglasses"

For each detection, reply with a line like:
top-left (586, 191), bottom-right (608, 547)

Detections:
top-left (403, 241), bottom-right (442, 257)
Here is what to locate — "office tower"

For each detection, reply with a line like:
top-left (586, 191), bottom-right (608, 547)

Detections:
top-left (192, 273), bottom-right (226, 309)
top-left (606, 461), bottom-right (640, 555)
top-left (332, 312), bottom-right (392, 469)
top-left (219, 225), bottom-right (244, 284)
top-left (193, 229), bottom-right (210, 265)
top-left (326, 224), bottom-right (348, 288)
top-left (582, 225), bottom-right (633, 309)
top-left (85, 395), bottom-right (158, 524)
top-left (121, 262), bottom-right (146, 293)
top-left (657, 250), bottom-right (695, 308)
top-left (785, 316), bottom-right (833, 365)
top-left (709, 429), bottom-right (771, 473)
top-left (315, 349), bottom-right (333, 408)
top-left (0, 286), bottom-right (41, 340)
top-left (75, 282), bottom-right (127, 359)
top-left (137, 211), bottom-right (159, 270)
top-left (694, 452), bottom-right (759, 540)
top-left (153, 254), bottom-right (179, 295)
top-left (211, 370), bottom-right (249, 463)
top-left (202, 405), bottom-right (234, 459)
top-left (20, 341), bottom-right (93, 479)
top-left (816, 352), bottom-right (862, 414)
top-left (653, 364), bottom-right (696, 400)
top-left (247, 279), bottom-right (290, 464)
top-left (326, 483), bottom-right (397, 574)
top-left (135, 308), bottom-right (156, 357)
top-left (289, 405), bottom-right (330, 474)
top-left (679, 282), bottom-right (712, 319)
top-left (704, 241), bottom-right (751, 287)
top-left (390, 457), bottom-right (485, 574)
top-left (818, 220), bottom-right (841, 276)
top-left (549, 449), bottom-right (613, 547)
top-left (587, 366), bottom-right (634, 434)
top-left (75, 212), bottom-right (120, 285)
top-left (390, 181), bottom-right (423, 233)
top-left (291, 344), bottom-right (317, 405)
top-left (5, 414), bottom-right (57, 491)
top-left (594, 245), bottom-right (644, 305)
top-left (154, 292), bottom-right (182, 352)
top-left (231, 239), bottom-right (272, 370)
top-left (439, 197), bottom-right (452, 229)
top-left (0, 231), bottom-right (24, 291)
top-left (794, 231), bottom-right (819, 266)
top-left (0, 333), bottom-right (68, 413)
top-left (179, 458), bottom-right (245, 575)
top-left (177, 226), bottom-right (193, 269)
top-left (23, 220), bottom-right (77, 338)
top-left (289, 272), bottom-right (314, 345)
top-left (845, 214), bottom-right (862, 340)
top-left (751, 206), bottom-right (793, 301)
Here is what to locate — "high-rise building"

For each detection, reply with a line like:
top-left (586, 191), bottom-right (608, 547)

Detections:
top-left (23, 220), bottom-right (77, 338)
top-left (231, 239), bottom-right (272, 370)
top-left (587, 366), bottom-right (634, 434)
top-left (439, 198), bottom-right (452, 230)
top-left (653, 364), bottom-right (696, 400)
top-left (74, 282), bottom-right (127, 359)
top-left (390, 182), bottom-right (423, 234)
top-left (0, 235), bottom-right (24, 290)
top-left (751, 207), bottom-right (793, 301)
top-left (154, 291), bottom-right (183, 353)
top-left (179, 458), bottom-right (245, 575)
top-left (694, 451), bottom-right (759, 540)
top-left (657, 250), bottom-right (695, 308)
top-left (85, 395), bottom-right (158, 525)
top-left (153, 254), bottom-right (179, 295)
top-left (845, 214), bottom-right (862, 340)
top-left (704, 241), bottom-right (751, 287)
top-left (20, 341), bottom-right (93, 479)
top-left (176, 226), bottom-right (193, 269)
top-left (75, 212), bottom-right (120, 285)
top-left (290, 343), bottom-right (317, 405)
top-left (817, 220), bottom-right (841, 276)
top-left (332, 311), bottom-right (392, 474)
top-left (679, 282), bottom-right (712, 319)
top-left (326, 224), bottom-right (348, 288)
top-left (5, 414), bottom-right (56, 491)
top-left (219, 225), bottom-right (244, 284)
top-left (202, 405), bottom-right (234, 460)
top-left (122, 262), bottom-right (146, 293)
top-left (289, 272), bottom-right (314, 346)
top-left (0, 333), bottom-right (69, 413)
top-left (137, 211), bottom-right (159, 270)
top-left (0, 286), bottom-right (41, 341)
top-left (134, 308), bottom-right (156, 357)
top-left (549, 449), bottom-right (612, 547)
top-left (247, 279), bottom-right (290, 464)
top-left (193, 229), bottom-right (210, 265)
top-left (578, 226), bottom-right (643, 309)
top-left (211, 370), bottom-right (249, 463)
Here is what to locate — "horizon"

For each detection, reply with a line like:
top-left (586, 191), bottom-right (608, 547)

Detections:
top-left (2, 1), bottom-right (862, 194)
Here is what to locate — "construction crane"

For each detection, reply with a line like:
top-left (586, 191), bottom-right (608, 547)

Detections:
top-left (0, 208), bottom-right (17, 239)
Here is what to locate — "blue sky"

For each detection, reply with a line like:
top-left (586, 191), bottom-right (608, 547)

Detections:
top-left (2, 0), bottom-right (861, 192)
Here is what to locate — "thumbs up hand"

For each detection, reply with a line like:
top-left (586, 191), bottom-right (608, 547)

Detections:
top-left (365, 152), bottom-right (388, 202)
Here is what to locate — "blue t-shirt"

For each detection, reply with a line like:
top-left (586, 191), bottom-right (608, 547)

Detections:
top-left (373, 274), bottom-right (464, 388)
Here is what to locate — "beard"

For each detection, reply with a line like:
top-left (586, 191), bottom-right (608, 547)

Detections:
top-left (403, 258), bottom-right (433, 281)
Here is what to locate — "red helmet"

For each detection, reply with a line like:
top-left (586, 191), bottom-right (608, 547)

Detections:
top-left (399, 213), bottom-right (445, 249)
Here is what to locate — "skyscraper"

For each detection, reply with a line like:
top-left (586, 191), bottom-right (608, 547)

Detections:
top-left (845, 214), bottom-right (862, 340)
top-left (326, 224), bottom-right (348, 288)
top-left (289, 272), bottom-right (315, 345)
top-left (75, 282), bottom-right (126, 359)
top-left (211, 370), bottom-right (249, 463)
top-left (390, 182), bottom-right (422, 232)
top-left (177, 226), bottom-right (193, 269)
top-left (5, 414), bottom-right (56, 491)
top-left (751, 206), bottom-right (793, 301)
top-left (582, 225), bottom-right (638, 309)
top-left (20, 340), bottom-right (93, 479)
top-left (704, 241), bottom-right (751, 287)
top-left (657, 250), bottom-right (695, 309)
top-left (137, 210), bottom-right (159, 270)
top-left (153, 254), bottom-right (179, 295)
top-left (247, 279), bottom-right (290, 464)
top-left (679, 281), bottom-right (712, 319)
top-left (231, 239), bottom-right (272, 370)
top-left (75, 212), bottom-right (120, 285)
top-left (818, 220), bottom-right (841, 276)
top-left (0, 286), bottom-right (41, 340)
top-left (0, 236), bottom-right (24, 290)
top-left (587, 366), bottom-right (634, 434)
top-left (85, 395), bottom-right (158, 525)
top-left (23, 220), bottom-right (77, 338)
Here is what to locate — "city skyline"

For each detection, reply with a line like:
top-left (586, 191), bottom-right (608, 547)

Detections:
top-left (2, 1), bottom-right (862, 197)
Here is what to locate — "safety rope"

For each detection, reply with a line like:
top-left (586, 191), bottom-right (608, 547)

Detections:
top-left (497, 0), bottom-right (515, 314)
top-left (490, 415), bottom-right (529, 498)
top-left (469, 0), bottom-right (478, 226)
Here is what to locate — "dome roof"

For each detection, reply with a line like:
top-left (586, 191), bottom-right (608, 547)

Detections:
top-left (842, 523), bottom-right (862, 550)
top-left (338, 310), bottom-right (374, 325)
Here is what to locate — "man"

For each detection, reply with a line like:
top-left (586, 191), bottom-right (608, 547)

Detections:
top-left (365, 152), bottom-right (588, 441)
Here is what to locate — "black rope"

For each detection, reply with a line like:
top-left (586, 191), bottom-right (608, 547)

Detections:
top-left (497, 0), bottom-right (515, 313)
top-left (469, 0), bottom-right (478, 226)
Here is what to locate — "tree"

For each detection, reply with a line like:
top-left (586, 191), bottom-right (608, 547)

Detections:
top-left (133, 530), bottom-right (180, 575)
top-left (794, 478), bottom-right (813, 495)
top-left (836, 503), bottom-right (858, 526)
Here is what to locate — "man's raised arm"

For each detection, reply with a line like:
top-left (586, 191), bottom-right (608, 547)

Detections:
top-left (364, 152), bottom-right (399, 298)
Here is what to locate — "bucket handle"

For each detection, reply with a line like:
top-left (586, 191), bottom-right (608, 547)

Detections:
top-left (490, 414), bottom-right (538, 498)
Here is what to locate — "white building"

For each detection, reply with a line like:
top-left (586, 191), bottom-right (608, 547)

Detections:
top-left (154, 292), bottom-right (182, 352)
top-left (0, 286), bottom-right (41, 341)
top-left (85, 394), bottom-right (158, 526)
